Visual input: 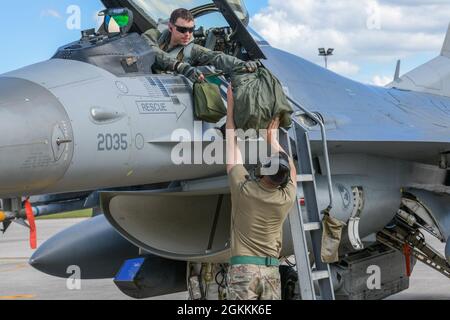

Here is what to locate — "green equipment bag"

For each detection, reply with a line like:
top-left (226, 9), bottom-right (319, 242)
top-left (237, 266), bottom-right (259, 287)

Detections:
top-left (321, 213), bottom-right (347, 263)
top-left (193, 82), bottom-right (227, 123)
top-left (231, 67), bottom-right (293, 131)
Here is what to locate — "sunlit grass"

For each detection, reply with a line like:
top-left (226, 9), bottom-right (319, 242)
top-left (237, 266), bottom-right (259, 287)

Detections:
top-left (36, 209), bottom-right (93, 220)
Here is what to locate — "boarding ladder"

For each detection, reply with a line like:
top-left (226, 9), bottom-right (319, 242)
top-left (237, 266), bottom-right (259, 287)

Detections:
top-left (280, 97), bottom-right (336, 300)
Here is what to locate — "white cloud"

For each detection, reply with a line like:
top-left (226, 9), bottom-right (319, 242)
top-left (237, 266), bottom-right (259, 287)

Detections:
top-left (41, 9), bottom-right (62, 19)
top-left (328, 61), bottom-right (360, 76)
top-left (372, 75), bottom-right (393, 86)
top-left (250, 0), bottom-right (450, 81)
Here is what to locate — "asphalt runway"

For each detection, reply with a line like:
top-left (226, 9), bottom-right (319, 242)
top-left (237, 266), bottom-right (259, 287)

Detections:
top-left (0, 218), bottom-right (449, 300)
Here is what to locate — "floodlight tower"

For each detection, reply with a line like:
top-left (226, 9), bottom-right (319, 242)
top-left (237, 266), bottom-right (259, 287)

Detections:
top-left (318, 48), bottom-right (334, 69)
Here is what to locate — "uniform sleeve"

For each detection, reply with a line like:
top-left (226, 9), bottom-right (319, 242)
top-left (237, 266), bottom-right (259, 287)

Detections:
top-left (142, 28), bottom-right (161, 44)
top-left (228, 165), bottom-right (249, 193)
top-left (284, 179), bottom-right (298, 204)
top-left (190, 45), bottom-right (246, 74)
top-left (153, 47), bottom-right (178, 72)
top-left (141, 31), bottom-right (178, 72)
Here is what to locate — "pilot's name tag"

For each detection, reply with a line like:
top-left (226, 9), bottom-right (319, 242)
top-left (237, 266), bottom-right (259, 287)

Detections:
top-left (137, 101), bottom-right (169, 114)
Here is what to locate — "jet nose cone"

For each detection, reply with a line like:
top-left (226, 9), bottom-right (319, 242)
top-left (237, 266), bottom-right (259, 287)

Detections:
top-left (29, 245), bottom-right (55, 272)
top-left (29, 215), bottom-right (139, 279)
top-left (0, 77), bottom-right (73, 197)
top-left (29, 254), bottom-right (42, 269)
top-left (28, 223), bottom-right (76, 278)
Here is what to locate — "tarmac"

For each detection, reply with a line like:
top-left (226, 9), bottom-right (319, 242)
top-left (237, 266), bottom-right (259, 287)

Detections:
top-left (0, 218), bottom-right (449, 300)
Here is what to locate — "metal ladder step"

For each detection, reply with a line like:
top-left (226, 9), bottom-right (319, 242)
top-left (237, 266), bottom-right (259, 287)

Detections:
top-left (312, 270), bottom-right (331, 281)
top-left (304, 222), bottom-right (321, 231)
top-left (297, 174), bottom-right (314, 182)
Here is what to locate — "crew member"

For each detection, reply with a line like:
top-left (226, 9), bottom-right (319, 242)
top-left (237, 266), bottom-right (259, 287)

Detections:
top-left (226, 86), bottom-right (297, 300)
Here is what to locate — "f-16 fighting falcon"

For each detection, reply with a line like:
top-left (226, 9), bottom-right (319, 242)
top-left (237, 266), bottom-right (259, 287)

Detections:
top-left (0, 0), bottom-right (449, 300)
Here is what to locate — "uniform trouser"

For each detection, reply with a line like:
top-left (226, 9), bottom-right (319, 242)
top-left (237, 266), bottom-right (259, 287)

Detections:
top-left (227, 264), bottom-right (281, 300)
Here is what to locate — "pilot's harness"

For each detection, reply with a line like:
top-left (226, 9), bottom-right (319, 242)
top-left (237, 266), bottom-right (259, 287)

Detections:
top-left (165, 41), bottom-right (196, 64)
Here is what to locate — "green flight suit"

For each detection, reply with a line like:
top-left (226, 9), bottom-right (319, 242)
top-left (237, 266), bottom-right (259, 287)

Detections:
top-left (140, 29), bottom-right (181, 73)
top-left (152, 29), bottom-right (247, 74)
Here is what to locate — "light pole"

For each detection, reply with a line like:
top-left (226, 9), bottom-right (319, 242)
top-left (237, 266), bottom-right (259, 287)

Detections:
top-left (318, 48), bottom-right (334, 69)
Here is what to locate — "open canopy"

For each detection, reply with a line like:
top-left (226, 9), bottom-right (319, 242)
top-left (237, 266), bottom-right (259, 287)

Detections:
top-left (101, 0), bottom-right (265, 59)
top-left (127, 0), bottom-right (248, 24)
top-left (101, 0), bottom-right (249, 29)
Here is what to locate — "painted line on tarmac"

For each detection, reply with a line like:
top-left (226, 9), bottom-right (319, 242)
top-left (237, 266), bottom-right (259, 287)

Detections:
top-left (0, 263), bottom-right (28, 273)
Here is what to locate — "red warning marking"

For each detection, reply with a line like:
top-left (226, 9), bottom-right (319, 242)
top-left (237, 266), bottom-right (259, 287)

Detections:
top-left (403, 243), bottom-right (412, 277)
top-left (24, 200), bottom-right (37, 250)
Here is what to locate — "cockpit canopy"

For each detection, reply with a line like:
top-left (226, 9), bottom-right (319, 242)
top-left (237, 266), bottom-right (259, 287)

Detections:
top-left (126, 0), bottom-right (249, 26)
top-left (101, 0), bottom-right (266, 59)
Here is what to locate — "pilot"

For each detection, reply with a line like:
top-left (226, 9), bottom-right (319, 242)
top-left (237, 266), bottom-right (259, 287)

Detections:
top-left (143, 8), bottom-right (258, 77)
top-left (225, 86), bottom-right (297, 300)
top-left (142, 31), bottom-right (206, 83)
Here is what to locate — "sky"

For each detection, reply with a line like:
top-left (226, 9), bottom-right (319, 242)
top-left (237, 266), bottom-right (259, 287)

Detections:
top-left (1, 0), bottom-right (449, 86)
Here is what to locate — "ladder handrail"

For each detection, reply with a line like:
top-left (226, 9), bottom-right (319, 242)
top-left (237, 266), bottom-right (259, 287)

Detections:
top-left (287, 96), bottom-right (334, 213)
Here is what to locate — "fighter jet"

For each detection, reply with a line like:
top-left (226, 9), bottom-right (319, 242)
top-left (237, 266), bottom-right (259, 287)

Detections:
top-left (0, 0), bottom-right (449, 300)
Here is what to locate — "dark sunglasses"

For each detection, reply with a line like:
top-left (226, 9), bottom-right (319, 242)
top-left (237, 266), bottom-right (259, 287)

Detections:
top-left (173, 25), bottom-right (195, 34)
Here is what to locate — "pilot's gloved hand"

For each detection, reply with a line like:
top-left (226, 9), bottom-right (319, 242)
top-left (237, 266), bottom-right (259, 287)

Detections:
top-left (177, 63), bottom-right (205, 83)
top-left (245, 61), bottom-right (259, 73)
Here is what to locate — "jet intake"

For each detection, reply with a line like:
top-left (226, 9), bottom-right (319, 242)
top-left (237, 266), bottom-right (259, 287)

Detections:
top-left (101, 190), bottom-right (232, 262)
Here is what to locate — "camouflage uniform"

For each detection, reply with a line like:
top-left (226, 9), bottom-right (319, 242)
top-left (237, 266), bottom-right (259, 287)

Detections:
top-left (226, 165), bottom-right (297, 301)
top-left (227, 265), bottom-right (281, 300)
top-left (141, 29), bottom-right (183, 73)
